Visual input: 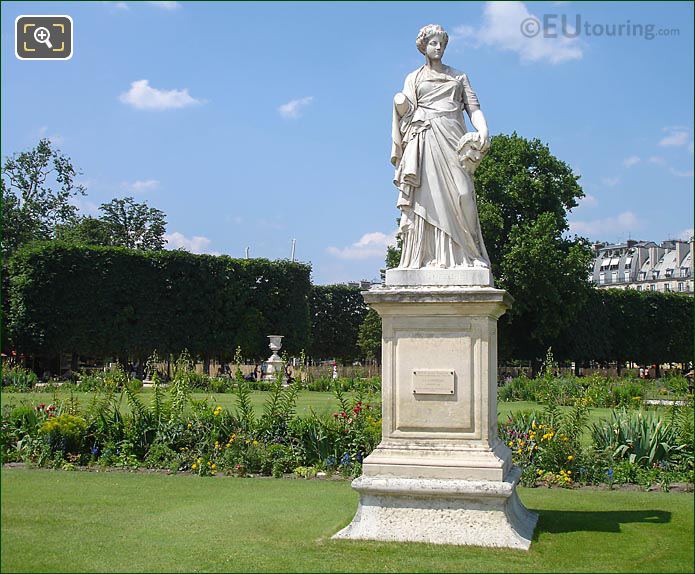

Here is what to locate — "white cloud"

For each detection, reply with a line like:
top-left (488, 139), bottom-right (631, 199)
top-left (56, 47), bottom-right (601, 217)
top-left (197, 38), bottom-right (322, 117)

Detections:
top-left (623, 155), bottom-right (640, 168)
top-left (569, 211), bottom-right (640, 236)
top-left (164, 232), bottom-right (217, 255)
top-left (648, 155), bottom-right (666, 165)
top-left (37, 126), bottom-right (64, 145)
top-left (669, 168), bottom-right (694, 178)
top-left (454, 1), bottom-right (582, 65)
top-left (121, 179), bottom-right (160, 192)
top-left (278, 96), bottom-right (314, 119)
top-left (119, 80), bottom-right (204, 111)
top-left (103, 1), bottom-right (130, 10)
top-left (601, 177), bottom-right (620, 187)
top-left (680, 228), bottom-right (694, 241)
top-left (147, 1), bottom-right (181, 9)
top-left (574, 193), bottom-right (597, 209)
top-left (70, 196), bottom-right (100, 216)
top-left (658, 128), bottom-right (690, 147)
top-left (326, 230), bottom-right (397, 260)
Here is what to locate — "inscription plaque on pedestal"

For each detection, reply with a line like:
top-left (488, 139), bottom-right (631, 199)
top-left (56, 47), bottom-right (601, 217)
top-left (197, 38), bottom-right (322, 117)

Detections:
top-left (412, 370), bottom-right (455, 395)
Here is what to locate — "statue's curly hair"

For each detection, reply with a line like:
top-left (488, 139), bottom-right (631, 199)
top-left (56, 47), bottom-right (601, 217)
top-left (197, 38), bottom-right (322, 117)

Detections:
top-left (416, 24), bottom-right (449, 55)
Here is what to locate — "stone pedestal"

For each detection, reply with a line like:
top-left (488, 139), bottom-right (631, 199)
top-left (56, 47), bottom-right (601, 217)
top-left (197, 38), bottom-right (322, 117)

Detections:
top-left (333, 280), bottom-right (537, 549)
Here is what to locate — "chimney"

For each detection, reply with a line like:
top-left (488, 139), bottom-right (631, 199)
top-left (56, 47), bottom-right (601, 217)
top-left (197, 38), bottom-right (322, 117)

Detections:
top-left (675, 241), bottom-right (689, 268)
top-left (648, 246), bottom-right (659, 270)
top-left (627, 239), bottom-right (637, 248)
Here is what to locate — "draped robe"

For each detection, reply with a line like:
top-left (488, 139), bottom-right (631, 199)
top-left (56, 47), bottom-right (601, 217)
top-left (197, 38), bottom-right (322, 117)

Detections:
top-left (391, 65), bottom-right (491, 269)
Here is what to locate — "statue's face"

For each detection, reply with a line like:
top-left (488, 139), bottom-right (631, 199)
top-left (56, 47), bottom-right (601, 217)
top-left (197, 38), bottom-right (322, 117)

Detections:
top-left (425, 34), bottom-right (446, 60)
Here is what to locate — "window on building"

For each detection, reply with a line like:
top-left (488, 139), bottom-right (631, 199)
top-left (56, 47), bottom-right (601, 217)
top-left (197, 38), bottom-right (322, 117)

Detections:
top-left (649, 284), bottom-right (656, 291)
top-left (625, 257), bottom-right (633, 268)
top-left (678, 282), bottom-right (684, 292)
top-left (611, 271), bottom-right (618, 283)
top-left (599, 272), bottom-right (605, 285)
top-left (664, 284), bottom-right (671, 292)
top-left (636, 285), bottom-right (642, 291)
top-left (680, 268), bottom-right (690, 278)
top-left (639, 271), bottom-right (647, 281)
top-left (624, 271), bottom-right (630, 282)
top-left (652, 270), bottom-right (660, 279)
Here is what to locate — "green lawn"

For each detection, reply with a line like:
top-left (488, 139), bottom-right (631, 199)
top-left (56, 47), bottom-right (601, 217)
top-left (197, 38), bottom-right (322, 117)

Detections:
top-left (1, 392), bottom-right (665, 423)
top-left (0, 390), bottom-right (343, 417)
top-left (1, 468), bottom-right (692, 572)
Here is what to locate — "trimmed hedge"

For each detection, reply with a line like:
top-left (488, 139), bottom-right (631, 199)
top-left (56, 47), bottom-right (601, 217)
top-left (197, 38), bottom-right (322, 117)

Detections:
top-left (7, 242), bottom-right (311, 361)
top-left (556, 289), bottom-right (693, 366)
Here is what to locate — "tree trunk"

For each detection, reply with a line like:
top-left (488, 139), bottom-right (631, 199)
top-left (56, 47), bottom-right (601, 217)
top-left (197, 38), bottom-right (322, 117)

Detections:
top-left (71, 352), bottom-right (79, 372)
top-left (203, 354), bottom-right (210, 376)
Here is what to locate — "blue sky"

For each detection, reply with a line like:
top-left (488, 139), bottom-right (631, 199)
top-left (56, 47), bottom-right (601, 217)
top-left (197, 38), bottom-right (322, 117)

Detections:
top-left (2, 1), bottom-right (693, 284)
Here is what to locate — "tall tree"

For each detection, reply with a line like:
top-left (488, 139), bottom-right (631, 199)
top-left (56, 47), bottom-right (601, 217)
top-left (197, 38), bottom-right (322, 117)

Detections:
top-left (98, 196), bottom-right (167, 250)
top-left (55, 217), bottom-right (114, 246)
top-left (357, 308), bottom-right (382, 363)
top-left (1, 139), bottom-right (85, 258)
top-left (309, 285), bottom-right (368, 363)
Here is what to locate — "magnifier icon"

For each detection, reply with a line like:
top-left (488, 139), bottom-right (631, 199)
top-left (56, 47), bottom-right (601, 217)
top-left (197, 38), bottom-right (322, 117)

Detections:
top-left (33, 27), bottom-right (53, 49)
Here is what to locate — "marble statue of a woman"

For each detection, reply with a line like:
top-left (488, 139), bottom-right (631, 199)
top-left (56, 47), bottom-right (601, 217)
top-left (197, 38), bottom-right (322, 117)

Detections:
top-left (391, 24), bottom-right (491, 271)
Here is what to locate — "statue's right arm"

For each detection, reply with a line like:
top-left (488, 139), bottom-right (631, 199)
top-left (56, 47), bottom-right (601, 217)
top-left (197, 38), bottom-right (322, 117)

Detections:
top-left (394, 92), bottom-right (410, 116)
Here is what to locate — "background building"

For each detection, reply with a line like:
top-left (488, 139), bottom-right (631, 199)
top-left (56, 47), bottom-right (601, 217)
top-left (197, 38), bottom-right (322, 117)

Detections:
top-left (590, 238), bottom-right (694, 293)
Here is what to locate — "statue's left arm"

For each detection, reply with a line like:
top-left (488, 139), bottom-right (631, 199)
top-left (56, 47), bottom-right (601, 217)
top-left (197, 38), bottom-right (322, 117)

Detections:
top-left (461, 74), bottom-right (489, 147)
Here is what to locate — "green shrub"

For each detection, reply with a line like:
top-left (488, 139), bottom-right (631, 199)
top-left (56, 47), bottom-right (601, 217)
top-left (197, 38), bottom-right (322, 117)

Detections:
top-left (591, 409), bottom-right (689, 467)
top-left (39, 413), bottom-right (87, 455)
top-left (2, 365), bottom-right (38, 391)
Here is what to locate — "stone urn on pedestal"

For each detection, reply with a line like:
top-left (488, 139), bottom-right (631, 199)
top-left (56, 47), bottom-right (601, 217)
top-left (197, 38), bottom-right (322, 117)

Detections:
top-left (333, 23), bottom-right (537, 550)
top-left (262, 335), bottom-right (285, 382)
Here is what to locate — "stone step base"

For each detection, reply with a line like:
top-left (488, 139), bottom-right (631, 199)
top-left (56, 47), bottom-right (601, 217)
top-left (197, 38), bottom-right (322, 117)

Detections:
top-left (333, 467), bottom-right (537, 550)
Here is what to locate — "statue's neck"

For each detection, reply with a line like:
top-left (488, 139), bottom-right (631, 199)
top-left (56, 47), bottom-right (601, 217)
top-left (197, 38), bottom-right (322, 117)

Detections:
top-left (425, 59), bottom-right (446, 73)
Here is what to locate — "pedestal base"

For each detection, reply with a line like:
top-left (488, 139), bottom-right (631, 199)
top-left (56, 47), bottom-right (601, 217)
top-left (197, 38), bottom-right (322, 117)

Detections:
top-left (333, 467), bottom-right (537, 550)
top-left (385, 267), bottom-right (493, 287)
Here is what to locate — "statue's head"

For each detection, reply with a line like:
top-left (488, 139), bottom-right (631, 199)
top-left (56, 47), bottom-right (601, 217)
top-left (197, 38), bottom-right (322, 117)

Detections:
top-left (416, 24), bottom-right (449, 58)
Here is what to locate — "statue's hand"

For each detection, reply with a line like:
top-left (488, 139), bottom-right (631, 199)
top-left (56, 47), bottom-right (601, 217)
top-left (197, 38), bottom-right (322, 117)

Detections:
top-left (457, 132), bottom-right (490, 175)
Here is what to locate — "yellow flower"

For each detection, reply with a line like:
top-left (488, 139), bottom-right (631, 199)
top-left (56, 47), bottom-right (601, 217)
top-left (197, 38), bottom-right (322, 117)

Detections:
top-left (191, 463), bottom-right (197, 470)
top-left (252, 440), bottom-right (258, 446)
top-left (532, 422), bottom-right (537, 430)
top-left (567, 470), bottom-right (572, 474)
top-left (187, 423), bottom-right (192, 429)
top-left (567, 455), bottom-right (574, 461)
top-left (211, 464), bottom-right (217, 469)
top-left (508, 441), bottom-right (513, 447)
top-left (537, 469), bottom-right (543, 475)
